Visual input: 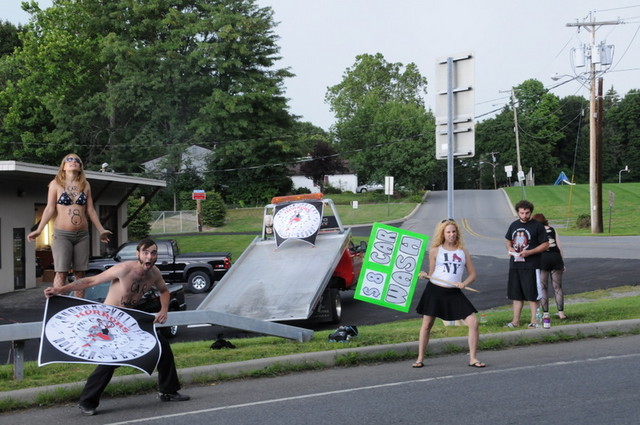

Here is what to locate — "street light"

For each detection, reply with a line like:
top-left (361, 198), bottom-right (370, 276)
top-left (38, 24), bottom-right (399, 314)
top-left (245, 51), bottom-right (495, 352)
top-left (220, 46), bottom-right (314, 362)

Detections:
top-left (619, 165), bottom-right (630, 183)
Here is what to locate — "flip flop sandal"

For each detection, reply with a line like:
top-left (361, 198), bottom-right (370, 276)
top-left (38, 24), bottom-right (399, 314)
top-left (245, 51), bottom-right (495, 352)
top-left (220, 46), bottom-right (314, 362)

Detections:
top-left (412, 361), bottom-right (424, 368)
top-left (469, 361), bottom-right (486, 368)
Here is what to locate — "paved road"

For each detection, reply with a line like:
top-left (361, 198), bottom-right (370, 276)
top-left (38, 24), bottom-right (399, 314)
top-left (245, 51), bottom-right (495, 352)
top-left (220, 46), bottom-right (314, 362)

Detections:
top-left (4, 334), bottom-right (640, 424)
top-left (2, 189), bottom-right (639, 360)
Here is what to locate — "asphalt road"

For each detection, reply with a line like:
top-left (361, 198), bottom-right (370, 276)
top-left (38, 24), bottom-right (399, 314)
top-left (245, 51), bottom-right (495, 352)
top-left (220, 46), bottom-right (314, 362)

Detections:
top-left (4, 334), bottom-right (640, 424)
top-left (2, 189), bottom-right (639, 361)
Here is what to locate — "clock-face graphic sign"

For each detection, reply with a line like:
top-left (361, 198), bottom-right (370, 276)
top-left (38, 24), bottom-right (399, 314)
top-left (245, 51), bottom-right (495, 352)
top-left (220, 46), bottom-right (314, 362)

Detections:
top-left (272, 200), bottom-right (324, 247)
top-left (39, 295), bottom-right (160, 375)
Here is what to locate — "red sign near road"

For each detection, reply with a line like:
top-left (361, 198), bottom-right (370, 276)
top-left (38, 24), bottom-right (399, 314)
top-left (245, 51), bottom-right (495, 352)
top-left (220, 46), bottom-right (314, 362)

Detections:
top-left (192, 190), bottom-right (206, 200)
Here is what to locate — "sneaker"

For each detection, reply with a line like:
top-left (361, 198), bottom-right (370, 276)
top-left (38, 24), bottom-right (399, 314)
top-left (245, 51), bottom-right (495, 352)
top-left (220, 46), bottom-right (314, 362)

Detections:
top-left (158, 392), bottom-right (190, 402)
top-left (78, 404), bottom-right (96, 416)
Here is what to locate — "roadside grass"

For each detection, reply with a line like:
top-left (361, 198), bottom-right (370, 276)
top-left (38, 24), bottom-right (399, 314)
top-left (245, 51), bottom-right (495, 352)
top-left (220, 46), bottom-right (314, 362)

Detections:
top-left (504, 183), bottom-right (640, 235)
top-left (2, 285), bottom-right (639, 405)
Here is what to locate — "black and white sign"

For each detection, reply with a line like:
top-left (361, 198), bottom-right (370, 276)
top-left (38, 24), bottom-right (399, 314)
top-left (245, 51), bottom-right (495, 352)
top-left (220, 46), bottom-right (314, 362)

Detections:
top-left (39, 295), bottom-right (161, 375)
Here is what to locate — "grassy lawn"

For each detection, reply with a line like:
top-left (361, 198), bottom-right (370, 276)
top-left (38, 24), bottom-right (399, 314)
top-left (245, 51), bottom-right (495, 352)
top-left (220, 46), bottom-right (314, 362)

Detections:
top-left (504, 183), bottom-right (640, 235)
top-left (166, 195), bottom-right (419, 259)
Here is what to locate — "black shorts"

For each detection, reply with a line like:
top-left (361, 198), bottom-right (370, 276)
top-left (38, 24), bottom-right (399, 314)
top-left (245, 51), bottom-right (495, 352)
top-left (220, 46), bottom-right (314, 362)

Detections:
top-left (507, 268), bottom-right (541, 301)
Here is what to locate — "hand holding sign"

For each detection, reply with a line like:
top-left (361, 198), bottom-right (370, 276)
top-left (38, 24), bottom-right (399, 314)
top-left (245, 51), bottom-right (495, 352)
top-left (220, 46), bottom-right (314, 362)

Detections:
top-left (354, 224), bottom-right (429, 313)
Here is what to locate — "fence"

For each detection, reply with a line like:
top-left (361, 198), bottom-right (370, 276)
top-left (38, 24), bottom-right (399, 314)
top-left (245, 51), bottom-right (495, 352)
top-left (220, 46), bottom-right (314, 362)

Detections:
top-left (150, 211), bottom-right (198, 234)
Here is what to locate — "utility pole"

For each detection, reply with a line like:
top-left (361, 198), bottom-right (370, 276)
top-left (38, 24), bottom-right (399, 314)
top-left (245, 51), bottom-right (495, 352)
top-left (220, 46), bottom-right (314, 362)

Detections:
top-left (566, 14), bottom-right (620, 233)
top-left (510, 88), bottom-right (525, 199)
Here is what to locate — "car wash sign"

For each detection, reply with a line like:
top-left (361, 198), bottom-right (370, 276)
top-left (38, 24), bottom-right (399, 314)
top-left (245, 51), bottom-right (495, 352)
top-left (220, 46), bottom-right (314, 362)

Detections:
top-left (354, 223), bottom-right (428, 312)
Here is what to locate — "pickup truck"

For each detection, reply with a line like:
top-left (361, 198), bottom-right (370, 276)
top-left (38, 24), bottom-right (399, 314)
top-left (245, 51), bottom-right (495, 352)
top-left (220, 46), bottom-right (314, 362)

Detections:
top-left (87, 239), bottom-right (232, 293)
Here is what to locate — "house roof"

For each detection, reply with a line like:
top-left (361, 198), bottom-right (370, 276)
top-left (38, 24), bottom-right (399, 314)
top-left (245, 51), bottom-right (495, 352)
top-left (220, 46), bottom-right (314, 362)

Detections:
top-left (0, 161), bottom-right (166, 188)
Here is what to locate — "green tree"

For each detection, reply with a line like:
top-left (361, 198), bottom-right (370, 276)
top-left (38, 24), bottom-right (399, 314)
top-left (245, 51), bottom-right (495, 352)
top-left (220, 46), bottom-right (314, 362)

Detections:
top-left (127, 197), bottom-right (152, 241)
top-left (513, 79), bottom-right (563, 184)
top-left (554, 95), bottom-right (589, 183)
top-left (326, 53), bottom-right (438, 191)
top-left (0, 20), bottom-right (24, 57)
top-left (0, 0), bottom-right (296, 187)
top-left (604, 89), bottom-right (640, 182)
top-left (299, 140), bottom-right (348, 191)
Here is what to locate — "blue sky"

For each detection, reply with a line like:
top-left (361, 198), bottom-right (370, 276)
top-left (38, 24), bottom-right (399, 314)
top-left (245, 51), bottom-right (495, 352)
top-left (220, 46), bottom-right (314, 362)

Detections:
top-left (4, 1), bottom-right (640, 129)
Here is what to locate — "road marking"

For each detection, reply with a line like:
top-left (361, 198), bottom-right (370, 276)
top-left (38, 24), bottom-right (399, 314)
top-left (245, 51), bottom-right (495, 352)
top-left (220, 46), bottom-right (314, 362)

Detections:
top-left (460, 218), bottom-right (501, 240)
top-left (106, 352), bottom-right (640, 425)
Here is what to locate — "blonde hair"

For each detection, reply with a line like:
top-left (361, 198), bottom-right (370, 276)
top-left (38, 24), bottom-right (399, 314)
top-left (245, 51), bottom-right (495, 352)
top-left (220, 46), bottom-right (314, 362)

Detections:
top-left (53, 153), bottom-right (87, 192)
top-left (431, 219), bottom-right (465, 250)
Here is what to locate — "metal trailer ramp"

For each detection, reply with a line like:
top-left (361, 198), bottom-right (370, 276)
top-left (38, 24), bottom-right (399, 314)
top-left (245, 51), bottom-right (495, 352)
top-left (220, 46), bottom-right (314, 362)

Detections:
top-left (197, 229), bottom-right (351, 322)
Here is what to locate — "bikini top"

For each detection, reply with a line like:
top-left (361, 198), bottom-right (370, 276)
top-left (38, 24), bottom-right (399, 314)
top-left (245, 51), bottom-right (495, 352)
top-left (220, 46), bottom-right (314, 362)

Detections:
top-left (57, 191), bottom-right (87, 206)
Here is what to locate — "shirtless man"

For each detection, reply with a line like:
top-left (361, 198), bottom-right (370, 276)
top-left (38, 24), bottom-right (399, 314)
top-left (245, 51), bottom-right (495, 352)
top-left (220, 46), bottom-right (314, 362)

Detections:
top-left (44, 238), bottom-right (189, 416)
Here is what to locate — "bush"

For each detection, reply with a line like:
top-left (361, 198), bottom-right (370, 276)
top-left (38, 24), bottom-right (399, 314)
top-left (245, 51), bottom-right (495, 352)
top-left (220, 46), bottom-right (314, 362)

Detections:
top-left (323, 184), bottom-right (343, 194)
top-left (291, 187), bottom-right (312, 195)
top-left (127, 198), bottom-right (152, 240)
top-left (202, 192), bottom-right (226, 227)
top-left (576, 214), bottom-right (590, 229)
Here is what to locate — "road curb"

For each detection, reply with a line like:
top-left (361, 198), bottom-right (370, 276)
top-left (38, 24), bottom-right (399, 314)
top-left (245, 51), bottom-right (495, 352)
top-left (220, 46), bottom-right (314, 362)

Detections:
top-left (3, 318), bottom-right (640, 404)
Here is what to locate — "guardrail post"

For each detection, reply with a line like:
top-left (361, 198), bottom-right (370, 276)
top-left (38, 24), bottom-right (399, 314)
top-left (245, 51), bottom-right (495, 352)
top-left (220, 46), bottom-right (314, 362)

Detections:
top-left (12, 340), bottom-right (25, 381)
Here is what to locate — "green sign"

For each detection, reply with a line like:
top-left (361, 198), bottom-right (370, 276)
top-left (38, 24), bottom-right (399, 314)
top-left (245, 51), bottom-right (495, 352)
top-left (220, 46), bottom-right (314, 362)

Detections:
top-left (354, 223), bottom-right (429, 312)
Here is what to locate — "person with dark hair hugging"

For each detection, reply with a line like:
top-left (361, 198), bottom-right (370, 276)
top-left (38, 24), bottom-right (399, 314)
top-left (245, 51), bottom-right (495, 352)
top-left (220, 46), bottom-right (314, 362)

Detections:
top-left (504, 200), bottom-right (549, 329)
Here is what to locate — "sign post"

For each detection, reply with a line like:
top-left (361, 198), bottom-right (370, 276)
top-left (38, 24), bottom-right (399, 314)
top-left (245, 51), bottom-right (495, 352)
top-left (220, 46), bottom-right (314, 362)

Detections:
top-left (435, 53), bottom-right (475, 219)
top-left (192, 190), bottom-right (206, 232)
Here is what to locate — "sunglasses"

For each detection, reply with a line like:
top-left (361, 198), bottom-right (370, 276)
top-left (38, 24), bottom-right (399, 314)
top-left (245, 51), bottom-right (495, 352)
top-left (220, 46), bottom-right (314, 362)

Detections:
top-left (441, 218), bottom-right (455, 223)
top-left (65, 157), bottom-right (82, 164)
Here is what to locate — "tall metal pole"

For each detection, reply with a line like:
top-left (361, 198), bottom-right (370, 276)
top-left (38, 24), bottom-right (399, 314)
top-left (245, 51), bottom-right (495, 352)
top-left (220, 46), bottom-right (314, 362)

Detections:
top-left (446, 57), bottom-right (454, 219)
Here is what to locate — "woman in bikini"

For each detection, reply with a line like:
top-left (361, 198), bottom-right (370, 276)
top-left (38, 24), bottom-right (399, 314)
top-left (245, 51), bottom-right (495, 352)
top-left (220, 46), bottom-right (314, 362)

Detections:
top-left (412, 219), bottom-right (485, 369)
top-left (28, 154), bottom-right (111, 297)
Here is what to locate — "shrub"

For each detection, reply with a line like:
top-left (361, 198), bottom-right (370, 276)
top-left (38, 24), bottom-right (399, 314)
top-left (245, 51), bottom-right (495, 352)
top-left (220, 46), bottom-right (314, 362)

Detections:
top-left (127, 198), bottom-right (152, 240)
top-left (576, 214), bottom-right (591, 229)
top-left (202, 192), bottom-right (226, 227)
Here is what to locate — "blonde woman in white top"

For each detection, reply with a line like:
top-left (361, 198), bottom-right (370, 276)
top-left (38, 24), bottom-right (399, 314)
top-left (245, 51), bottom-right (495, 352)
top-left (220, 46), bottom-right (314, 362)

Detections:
top-left (412, 219), bottom-right (485, 368)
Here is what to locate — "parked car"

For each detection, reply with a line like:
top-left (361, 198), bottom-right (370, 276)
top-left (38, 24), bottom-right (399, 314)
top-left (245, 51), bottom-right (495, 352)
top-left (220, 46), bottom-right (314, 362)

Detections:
top-left (87, 239), bottom-right (232, 293)
top-left (83, 281), bottom-right (187, 338)
top-left (356, 183), bottom-right (384, 193)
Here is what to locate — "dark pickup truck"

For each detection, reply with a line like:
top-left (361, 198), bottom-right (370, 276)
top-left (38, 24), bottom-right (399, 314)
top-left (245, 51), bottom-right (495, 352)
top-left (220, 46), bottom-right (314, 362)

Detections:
top-left (87, 239), bottom-right (232, 293)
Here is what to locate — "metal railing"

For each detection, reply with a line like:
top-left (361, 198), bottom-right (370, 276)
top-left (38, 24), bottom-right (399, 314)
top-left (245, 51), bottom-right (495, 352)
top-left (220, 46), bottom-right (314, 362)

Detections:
top-left (0, 311), bottom-right (313, 381)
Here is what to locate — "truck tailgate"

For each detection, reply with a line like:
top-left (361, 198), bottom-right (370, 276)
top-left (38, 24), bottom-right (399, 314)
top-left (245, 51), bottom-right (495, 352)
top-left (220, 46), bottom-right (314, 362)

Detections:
top-left (196, 230), bottom-right (351, 321)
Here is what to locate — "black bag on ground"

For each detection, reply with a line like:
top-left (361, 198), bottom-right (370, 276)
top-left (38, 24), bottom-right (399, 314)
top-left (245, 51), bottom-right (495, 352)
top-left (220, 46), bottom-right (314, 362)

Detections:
top-left (328, 325), bottom-right (358, 342)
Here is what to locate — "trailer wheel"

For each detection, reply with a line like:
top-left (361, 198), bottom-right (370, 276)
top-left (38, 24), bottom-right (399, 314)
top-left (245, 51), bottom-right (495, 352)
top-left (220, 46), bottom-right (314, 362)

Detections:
top-left (187, 271), bottom-right (211, 293)
top-left (329, 288), bottom-right (342, 323)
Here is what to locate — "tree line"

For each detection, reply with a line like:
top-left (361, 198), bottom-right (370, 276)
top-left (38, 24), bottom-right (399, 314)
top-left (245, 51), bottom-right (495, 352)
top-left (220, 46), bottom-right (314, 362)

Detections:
top-left (1, 1), bottom-right (638, 209)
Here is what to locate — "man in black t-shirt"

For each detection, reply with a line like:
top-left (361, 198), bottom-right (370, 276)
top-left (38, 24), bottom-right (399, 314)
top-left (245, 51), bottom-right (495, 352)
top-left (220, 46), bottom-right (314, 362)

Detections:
top-left (504, 200), bottom-right (549, 328)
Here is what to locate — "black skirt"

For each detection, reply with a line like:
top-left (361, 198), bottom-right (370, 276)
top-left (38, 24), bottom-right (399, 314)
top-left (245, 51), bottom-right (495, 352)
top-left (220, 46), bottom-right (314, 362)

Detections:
top-left (416, 281), bottom-right (477, 321)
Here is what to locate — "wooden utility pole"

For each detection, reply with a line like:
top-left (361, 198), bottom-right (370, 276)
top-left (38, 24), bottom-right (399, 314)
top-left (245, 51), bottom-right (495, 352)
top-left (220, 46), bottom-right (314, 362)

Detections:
top-left (566, 15), bottom-right (620, 233)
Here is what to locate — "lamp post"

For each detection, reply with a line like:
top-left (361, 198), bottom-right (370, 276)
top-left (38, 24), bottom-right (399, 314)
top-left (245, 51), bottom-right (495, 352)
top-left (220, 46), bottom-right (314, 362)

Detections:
top-left (619, 165), bottom-right (629, 183)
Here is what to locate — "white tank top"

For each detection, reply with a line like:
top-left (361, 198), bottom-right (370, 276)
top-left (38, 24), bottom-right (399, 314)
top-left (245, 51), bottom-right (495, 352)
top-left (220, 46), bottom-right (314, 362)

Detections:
top-left (431, 246), bottom-right (466, 287)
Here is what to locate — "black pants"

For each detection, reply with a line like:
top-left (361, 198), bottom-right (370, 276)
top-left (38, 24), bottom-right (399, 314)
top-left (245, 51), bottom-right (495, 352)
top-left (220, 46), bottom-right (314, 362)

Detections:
top-left (79, 334), bottom-right (180, 409)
